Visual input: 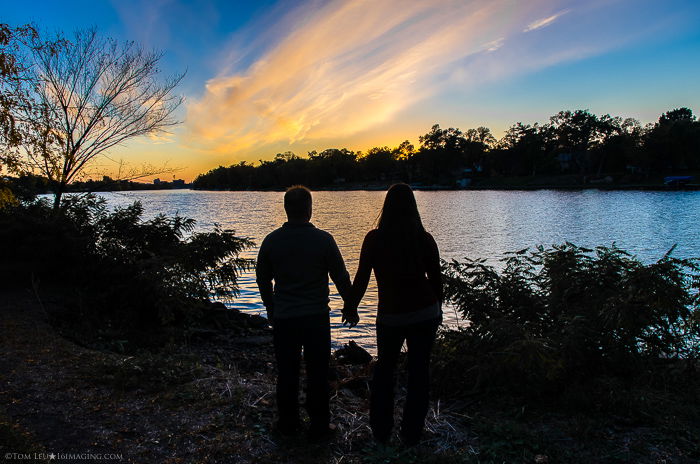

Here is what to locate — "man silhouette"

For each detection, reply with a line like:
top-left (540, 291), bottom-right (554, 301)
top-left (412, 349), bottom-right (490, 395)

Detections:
top-left (256, 185), bottom-right (356, 439)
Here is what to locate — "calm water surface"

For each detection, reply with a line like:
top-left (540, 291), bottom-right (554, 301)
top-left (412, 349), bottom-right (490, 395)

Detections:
top-left (97, 189), bottom-right (700, 351)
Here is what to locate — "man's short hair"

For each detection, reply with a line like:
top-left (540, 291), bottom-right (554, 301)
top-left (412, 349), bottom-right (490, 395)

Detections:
top-left (284, 185), bottom-right (312, 218)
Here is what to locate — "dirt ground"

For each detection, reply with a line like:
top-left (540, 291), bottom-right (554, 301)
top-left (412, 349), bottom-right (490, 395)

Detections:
top-left (2, 289), bottom-right (697, 464)
top-left (0, 289), bottom-right (472, 464)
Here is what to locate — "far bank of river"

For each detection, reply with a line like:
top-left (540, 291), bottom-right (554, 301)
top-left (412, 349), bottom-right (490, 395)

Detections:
top-left (51, 171), bottom-right (700, 194)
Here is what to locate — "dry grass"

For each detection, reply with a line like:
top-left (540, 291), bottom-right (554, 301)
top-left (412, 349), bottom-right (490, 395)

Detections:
top-left (3, 289), bottom-right (698, 463)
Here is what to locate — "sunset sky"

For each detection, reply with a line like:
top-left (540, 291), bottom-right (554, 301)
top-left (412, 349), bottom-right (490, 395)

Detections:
top-left (4, 0), bottom-right (700, 181)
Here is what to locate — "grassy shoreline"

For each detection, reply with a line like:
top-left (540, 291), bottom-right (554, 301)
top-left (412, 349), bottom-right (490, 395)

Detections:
top-left (2, 288), bottom-right (698, 463)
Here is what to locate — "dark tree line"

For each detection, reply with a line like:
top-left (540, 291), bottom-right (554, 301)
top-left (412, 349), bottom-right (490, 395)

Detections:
top-left (192, 107), bottom-right (700, 190)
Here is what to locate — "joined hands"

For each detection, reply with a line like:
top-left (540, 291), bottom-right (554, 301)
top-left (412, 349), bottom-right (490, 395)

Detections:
top-left (342, 305), bottom-right (359, 328)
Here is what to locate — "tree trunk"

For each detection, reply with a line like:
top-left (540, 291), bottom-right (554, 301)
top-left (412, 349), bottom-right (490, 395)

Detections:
top-left (597, 152), bottom-right (607, 177)
top-left (52, 182), bottom-right (66, 210)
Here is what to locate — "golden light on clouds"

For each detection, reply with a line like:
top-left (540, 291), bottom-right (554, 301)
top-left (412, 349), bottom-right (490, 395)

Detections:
top-left (185, 0), bottom-right (567, 156)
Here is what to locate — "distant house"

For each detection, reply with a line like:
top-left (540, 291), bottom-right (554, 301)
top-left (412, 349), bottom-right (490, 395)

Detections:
top-left (664, 176), bottom-right (694, 187)
top-left (557, 153), bottom-right (573, 171)
top-left (455, 167), bottom-right (476, 188)
top-left (153, 178), bottom-right (161, 185)
top-left (589, 176), bottom-right (613, 185)
top-left (172, 179), bottom-right (186, 188)
top-left (458, 164), bottom-right (483, 175)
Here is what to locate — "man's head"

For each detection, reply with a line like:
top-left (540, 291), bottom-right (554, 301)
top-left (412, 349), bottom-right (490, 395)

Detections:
top-left (284, 185), bottom-right (312, 222)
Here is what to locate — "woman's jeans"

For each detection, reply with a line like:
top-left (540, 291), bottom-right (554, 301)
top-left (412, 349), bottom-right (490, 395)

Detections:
top-left (273, 313), bottom-right (330, 432)
top-left (370, 317), bottom-right (440, 443)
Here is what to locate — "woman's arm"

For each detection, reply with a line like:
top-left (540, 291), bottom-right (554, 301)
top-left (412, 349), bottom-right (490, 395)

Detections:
top-left (350, 231), bottom-right (375, 309)
top-left (425, 233), bottom-right (443, 303)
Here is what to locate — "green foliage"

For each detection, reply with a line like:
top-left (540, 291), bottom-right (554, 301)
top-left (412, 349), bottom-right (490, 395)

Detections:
top-left (1, 23), bottom-right (39, 157)
top-left (434, 244), bottom-right (700, 396)
top-left (0, 185), bottom-right (18, 208)
top-left (0, 194), bottom-right (253, 346)
top-left (645, 107), bottom-right (700, 171)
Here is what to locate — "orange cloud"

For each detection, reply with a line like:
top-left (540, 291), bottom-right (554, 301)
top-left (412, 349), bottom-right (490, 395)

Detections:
top-left (185, 0), bottom-right (566, 155)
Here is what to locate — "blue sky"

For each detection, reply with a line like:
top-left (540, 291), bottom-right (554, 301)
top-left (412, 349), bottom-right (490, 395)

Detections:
top-left (4, 0), bottom-right (700, 180)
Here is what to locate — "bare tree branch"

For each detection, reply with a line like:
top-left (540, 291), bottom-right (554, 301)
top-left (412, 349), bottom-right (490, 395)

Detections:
top-left (5, 27), bottom-right (184, 208)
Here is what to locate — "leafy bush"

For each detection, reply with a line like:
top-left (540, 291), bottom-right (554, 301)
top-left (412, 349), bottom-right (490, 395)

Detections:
top-left (0, 194), bottom-right (253, 347)
top-left (433, 244), bottom-right (700, 397)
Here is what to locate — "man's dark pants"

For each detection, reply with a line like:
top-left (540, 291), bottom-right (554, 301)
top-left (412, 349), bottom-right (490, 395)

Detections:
top-left (370, 317), bottom-right (440, 444)
top-left (273, 313), bottom-right (330, 432)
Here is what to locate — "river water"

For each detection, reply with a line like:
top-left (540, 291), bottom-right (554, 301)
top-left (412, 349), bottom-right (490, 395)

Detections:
top-left (96, 189), bottom-right (700, 351)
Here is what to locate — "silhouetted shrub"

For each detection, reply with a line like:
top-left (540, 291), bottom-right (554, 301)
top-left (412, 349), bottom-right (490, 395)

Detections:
top-left (0, 194), bottom-right (253, 347)
top-left (433, 244), bottom-right (700, 397)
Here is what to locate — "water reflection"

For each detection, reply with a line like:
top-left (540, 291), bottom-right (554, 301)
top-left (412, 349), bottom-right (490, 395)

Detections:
top-left (97, 189), bottom-right (700, 351)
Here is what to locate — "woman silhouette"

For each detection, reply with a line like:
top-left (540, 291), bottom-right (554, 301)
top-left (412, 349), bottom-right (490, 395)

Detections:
top-left (347, 183), bottom-right (442, 445)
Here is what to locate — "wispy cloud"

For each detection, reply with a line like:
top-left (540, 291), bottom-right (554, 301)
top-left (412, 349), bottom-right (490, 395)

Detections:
top-left (185, 0), bottom-right (571, 154)
top-left (483, 38), bottom-right (505, 53)
top-left (524, 9), bottom-right (570, 32)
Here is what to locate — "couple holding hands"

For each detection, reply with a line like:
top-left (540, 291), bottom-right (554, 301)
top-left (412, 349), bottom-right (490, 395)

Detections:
top-left (256, 183), bottom-right (442, 446)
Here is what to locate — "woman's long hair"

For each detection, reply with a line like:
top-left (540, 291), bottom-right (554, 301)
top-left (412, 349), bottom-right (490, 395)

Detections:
top-left (376, 184), bottom-right (426, 261)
